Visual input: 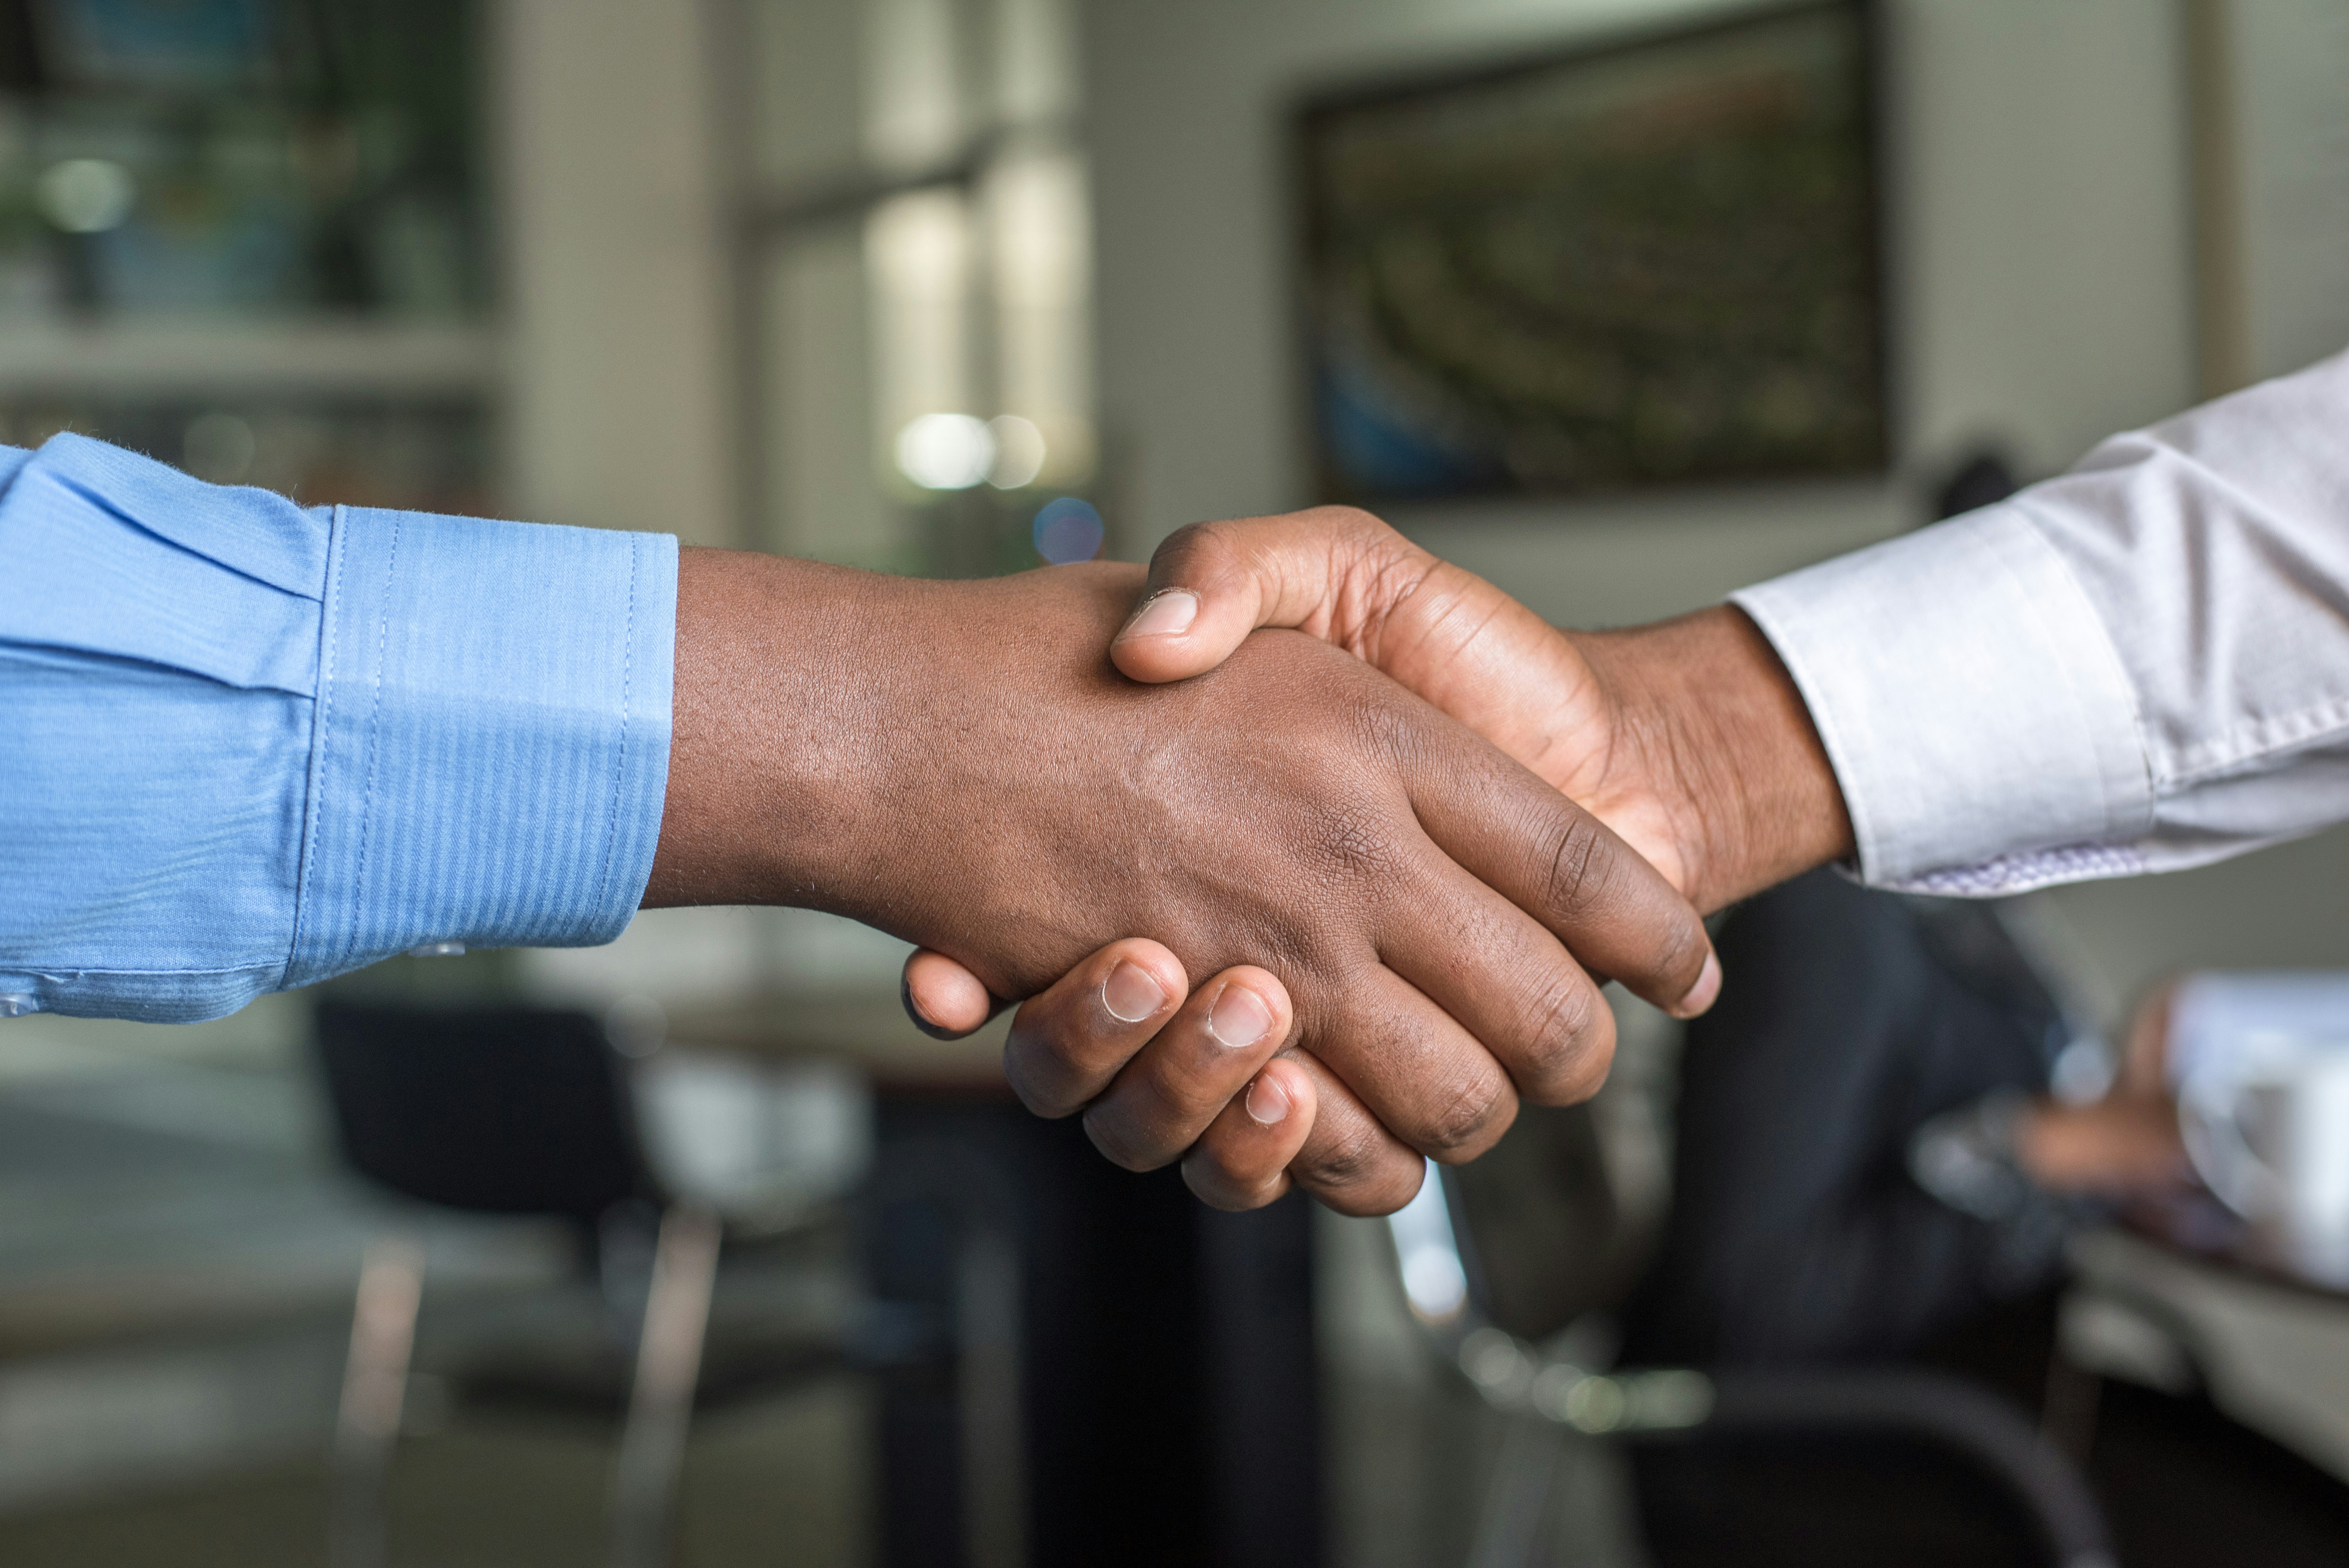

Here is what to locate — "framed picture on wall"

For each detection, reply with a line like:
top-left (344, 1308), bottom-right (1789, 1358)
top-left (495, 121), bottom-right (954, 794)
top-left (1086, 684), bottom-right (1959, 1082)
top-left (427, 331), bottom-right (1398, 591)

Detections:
top-left (1294, 0), bottom-right (1888, 504)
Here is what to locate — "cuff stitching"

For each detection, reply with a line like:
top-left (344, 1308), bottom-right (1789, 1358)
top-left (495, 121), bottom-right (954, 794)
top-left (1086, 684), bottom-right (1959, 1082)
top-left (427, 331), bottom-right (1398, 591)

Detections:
top-left (593, 533), bottom-right (642, 922)
top-left (344, 512), bottom-right (403, 970)
top-left (286, 504), bottom-right (348, 985)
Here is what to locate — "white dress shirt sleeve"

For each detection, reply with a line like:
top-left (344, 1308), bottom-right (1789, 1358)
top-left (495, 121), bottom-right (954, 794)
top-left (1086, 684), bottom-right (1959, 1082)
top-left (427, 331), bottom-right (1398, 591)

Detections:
top-left (1730, 346), bottom-right (2349, 896)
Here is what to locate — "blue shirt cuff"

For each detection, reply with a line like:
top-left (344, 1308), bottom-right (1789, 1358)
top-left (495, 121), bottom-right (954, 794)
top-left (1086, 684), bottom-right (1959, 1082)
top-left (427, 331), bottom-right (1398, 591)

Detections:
top-left (284, 505), bottom-right (677, 987)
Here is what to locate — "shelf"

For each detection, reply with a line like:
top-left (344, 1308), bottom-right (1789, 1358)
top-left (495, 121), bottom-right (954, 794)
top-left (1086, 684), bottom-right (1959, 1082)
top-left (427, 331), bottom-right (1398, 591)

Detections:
top-left (0, 321), bottom-right (503, 401)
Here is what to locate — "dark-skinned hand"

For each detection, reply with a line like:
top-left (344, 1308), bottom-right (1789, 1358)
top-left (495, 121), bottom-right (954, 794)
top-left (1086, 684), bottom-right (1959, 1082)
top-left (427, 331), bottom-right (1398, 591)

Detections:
top-left (647, 547), bottom-right (1719, 1215)
top-left (904, 508), bottom-right (1852, 1210)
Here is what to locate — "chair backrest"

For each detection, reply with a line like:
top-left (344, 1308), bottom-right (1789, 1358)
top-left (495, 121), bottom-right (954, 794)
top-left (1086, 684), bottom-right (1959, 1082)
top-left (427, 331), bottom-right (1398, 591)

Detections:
top-left (313, 1001), bottom-right (656, 1223)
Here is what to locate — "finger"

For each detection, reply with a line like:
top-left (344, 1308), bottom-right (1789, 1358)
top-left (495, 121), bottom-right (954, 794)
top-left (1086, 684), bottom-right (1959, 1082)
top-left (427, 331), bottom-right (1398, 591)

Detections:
top-left (1300, 961), bottom-right (1525, 1163)
top-left (1378, 853), bottom-right (1620, 1108)
top-left (1404, 729), bottom-right (1720, 1020)
top-left (1110, 506), bottom-right (1424, 684)
top-left (1181, 1057), bottom-right (1318, 1211)
top-left (1000, 939), bottom-right (1191, 1118)
top-left (1283, 1052), bottom-right (1444, 1217)
top-left (1081, 967), bottom-right (1295, 1172)
top-left (901, 948), bottom-right (1001, 1039)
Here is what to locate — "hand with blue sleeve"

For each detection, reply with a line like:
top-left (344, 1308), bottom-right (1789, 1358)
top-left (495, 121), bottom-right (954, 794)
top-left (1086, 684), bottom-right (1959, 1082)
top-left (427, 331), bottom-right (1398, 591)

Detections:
top-left (0, 436), bottom-right (1717, 1218)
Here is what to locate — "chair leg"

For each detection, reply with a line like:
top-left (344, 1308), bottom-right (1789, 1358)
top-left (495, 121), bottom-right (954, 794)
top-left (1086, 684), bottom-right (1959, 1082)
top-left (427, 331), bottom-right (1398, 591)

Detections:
top-left (611, 1206), bottom-right (722, 1568)
top-left (333, 1234), bottom-right (426, 1568)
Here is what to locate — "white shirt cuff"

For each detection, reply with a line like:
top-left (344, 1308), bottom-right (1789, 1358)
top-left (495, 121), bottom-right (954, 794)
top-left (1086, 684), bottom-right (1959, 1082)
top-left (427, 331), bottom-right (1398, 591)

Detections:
top-left (1729, 506), bottom-right (2154, 891)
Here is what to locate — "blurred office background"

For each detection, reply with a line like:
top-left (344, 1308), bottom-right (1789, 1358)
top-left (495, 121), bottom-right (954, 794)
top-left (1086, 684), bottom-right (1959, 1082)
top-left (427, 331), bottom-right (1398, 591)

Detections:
top-left (3, 0), bottom-right (2348, 1564)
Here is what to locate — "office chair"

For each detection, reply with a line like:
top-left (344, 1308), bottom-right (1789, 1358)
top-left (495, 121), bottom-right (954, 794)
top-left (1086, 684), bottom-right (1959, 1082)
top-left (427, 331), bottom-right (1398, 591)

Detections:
top-left (1388, 1121), bottom-right (2117, 1568)
top-left (312, 1001), bottom-right (782, 1568)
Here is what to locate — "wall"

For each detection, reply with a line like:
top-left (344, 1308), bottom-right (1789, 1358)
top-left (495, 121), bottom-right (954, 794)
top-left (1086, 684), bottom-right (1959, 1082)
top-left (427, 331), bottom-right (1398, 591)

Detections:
top-left (496, 0), bottom-right (735, 547)
top-left (1082, 0), bottom-right (2349, 1013)
top-left (1084, 0), bottom-right (2201, 599)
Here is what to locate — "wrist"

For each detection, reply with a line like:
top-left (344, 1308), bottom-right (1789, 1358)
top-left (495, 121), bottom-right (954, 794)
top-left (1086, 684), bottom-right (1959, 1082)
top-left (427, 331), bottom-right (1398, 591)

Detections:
top-left (1570, 606), bottom-right (1852, 912)
top-left (643, 547), bottom-right (905, 912)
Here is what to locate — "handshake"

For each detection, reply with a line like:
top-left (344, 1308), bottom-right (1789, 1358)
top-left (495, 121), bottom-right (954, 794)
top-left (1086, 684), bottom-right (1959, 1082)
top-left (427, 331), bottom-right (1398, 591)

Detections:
top-left (645, 506), bottom-right (1855, 1217)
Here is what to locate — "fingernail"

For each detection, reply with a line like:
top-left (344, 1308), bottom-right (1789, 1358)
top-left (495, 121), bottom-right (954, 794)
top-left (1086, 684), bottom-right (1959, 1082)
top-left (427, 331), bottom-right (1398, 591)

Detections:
top-left (1670, 951), bottom-right (1722, 1019)
top-left (1245, 1073), bottom-right (1290, 1126)
top-left (1118, 589), bottom-right (1198, 640)
top-left (1103, 961), bottom-right (1166, 1023)
top-left (1207, 983), bottom-right (1274, 1049)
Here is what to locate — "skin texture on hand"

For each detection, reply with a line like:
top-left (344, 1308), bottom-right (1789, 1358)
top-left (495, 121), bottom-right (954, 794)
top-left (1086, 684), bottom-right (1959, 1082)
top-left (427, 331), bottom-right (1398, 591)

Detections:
top-left (646, 547), bottom-right (1717, 1213)
top-left (1107, 506), bottom-right (1853, 911)
top-left (904, 507), bottom-right (1855, 1211)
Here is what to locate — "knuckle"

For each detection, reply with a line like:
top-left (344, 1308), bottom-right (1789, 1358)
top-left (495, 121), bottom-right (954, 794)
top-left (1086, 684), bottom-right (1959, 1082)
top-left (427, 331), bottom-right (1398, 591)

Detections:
top-left (1651, 911), bottom-right (1709, 993)
top-left (1342, 681), bottom-right (1419, 758)
top-left (1003, 1016), bottom-right (1112, 1114)
top-left (1250, 923), bottom-right (1329, 984)
top-left (1312, 800), bottom-right (1398, 882)
top-left (1540, 813), bottom-right (1613, 922)
top-left (1414, 1066), bottom-right (1516, 1161)
top-left (1148, 1062), bottom-right (1233, 1130)
top-left (1515, 981), bottom-right (1616, 1105)
top-left (1293, 1111), bottom-right (1390, 1194)
top-left (1000, 1048), bottom-right (1080, 1120)
top-left (1081, 1106), bottom-right (1166, 1173)
top-left (1154, 518), bottom-right (1240, 578)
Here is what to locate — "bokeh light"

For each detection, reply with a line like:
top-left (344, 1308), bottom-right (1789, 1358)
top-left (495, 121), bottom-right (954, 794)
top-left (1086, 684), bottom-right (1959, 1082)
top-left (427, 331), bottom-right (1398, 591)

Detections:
top-left (37, 159), bottom-right (135, 234)
top-left (183, 412), bottom-right (257, 484)
top-left (895, 412), bottom-right (994, 490)
top-left (1032, 496), bottom-right (1104, 563)
top-left (986, 414), bottom-right (1047, 488)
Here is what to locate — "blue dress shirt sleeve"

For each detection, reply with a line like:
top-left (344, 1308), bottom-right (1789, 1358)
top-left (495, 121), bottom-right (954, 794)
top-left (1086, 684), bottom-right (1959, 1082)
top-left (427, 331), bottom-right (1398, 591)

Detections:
top-left (0, 433), bottom-right (677, 1023)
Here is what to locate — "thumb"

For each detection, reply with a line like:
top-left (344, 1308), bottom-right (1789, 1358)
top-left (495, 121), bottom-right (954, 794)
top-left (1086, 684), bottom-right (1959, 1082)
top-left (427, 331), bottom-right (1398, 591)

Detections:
top-left (1109, 506), bottom-right (1428, 683)
top-left (901, 948), bottom-right (1002, 1039)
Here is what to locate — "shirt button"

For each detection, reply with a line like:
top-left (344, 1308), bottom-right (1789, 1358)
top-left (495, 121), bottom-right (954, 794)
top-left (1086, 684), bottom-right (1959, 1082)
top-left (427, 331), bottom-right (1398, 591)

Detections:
top-left (406, 942), bottom-right (467, 958)
top-left (0, 993), bottom-right (37, 1017)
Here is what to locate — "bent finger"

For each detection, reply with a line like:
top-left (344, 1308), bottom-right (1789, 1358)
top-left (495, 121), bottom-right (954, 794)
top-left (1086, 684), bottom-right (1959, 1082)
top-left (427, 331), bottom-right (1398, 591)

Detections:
top-left (1000, 939), bottom-right (1190, 1118)
top-left (1082, 966), bottom-right (1295, 1172)
top-left (1283, 1054), bottom-right (1437, 1217)
top-left (1406, 733), bottom-right (1719, 1020)
top-left (1181, 1057), bottom-right (1318, 1211)
top-left (1378, 856), bottom-right (1620, 1109)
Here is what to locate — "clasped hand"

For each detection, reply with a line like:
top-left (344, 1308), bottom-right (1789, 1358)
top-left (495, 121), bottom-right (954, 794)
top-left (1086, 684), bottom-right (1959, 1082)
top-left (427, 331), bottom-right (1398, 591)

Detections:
top-left (886, 508), bottom-right (1848, 1215)
top-left (649, 510), bottom-right (1846, 1218)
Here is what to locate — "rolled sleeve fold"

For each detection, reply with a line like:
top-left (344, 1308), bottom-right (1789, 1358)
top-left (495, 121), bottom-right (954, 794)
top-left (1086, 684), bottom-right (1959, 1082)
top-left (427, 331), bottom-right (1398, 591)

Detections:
top-left (286, 506), bottom-right (677, 988)
top-left (1731, 506), bottom-right (2152, 889)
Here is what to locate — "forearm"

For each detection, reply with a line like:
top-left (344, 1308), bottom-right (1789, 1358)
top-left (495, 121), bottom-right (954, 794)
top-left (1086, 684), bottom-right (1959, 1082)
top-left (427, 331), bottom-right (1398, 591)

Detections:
top-left (643, 549), bottom-right (1158, 978)
top-left (643, 547), bottom-right (882, 912)
top-left (1572, 606), bottom-right (1853, 913)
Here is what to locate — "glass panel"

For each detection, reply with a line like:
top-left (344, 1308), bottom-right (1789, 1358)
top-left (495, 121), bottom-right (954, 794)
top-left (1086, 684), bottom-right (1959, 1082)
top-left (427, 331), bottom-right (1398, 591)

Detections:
top-left (740, 0), bottom-right (1097, 576)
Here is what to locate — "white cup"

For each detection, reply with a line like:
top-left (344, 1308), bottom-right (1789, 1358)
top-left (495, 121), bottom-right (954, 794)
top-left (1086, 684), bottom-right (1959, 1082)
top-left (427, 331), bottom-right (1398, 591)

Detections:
top-left (2181, 1034), bottom-right (2349, 1266)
